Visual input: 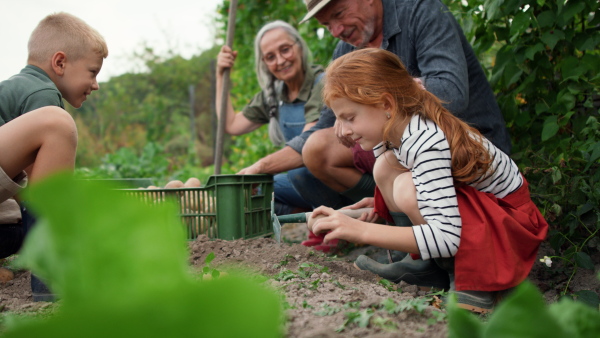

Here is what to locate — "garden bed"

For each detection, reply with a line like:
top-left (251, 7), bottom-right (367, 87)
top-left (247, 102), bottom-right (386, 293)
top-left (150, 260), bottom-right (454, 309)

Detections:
top-left (1, 223), bottom-right (598, 337)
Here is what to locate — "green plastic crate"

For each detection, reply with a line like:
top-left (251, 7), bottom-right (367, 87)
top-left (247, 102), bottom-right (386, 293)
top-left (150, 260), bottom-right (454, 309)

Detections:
top-left (123, 174), bottom-right (273, 240)
top-left (85, 178), bottom-right (155, 188)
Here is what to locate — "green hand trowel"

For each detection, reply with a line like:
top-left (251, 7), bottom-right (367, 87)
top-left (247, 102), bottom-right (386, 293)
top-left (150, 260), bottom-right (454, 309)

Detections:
top-left (271, 193), bottom-right (373, 244)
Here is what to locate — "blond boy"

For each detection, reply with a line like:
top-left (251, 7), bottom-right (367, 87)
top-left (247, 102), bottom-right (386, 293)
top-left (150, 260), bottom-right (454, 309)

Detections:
top-left (0, 12), bottom-right (108, 300)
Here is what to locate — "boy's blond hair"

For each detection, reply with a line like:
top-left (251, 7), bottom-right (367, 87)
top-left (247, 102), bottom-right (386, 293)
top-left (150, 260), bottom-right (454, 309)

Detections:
top-left (27, 12), bottom-right (108, 64)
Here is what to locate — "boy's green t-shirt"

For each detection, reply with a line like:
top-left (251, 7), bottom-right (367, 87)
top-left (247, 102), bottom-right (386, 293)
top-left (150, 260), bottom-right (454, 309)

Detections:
top-left (0, 65), bottom-right (64, 126)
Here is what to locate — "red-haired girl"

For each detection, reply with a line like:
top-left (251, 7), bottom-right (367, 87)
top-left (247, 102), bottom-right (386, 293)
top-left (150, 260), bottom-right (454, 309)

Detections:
top-left (309, 48), bottom-right (548, 313)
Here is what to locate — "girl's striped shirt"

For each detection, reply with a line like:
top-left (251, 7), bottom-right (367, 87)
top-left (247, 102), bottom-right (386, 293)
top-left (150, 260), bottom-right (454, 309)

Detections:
top-left (373, 115), bottom-right (522, 260)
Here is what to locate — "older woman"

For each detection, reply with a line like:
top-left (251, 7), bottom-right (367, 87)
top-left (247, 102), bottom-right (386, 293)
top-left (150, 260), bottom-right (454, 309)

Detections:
top-left (216, 21), bottom-right (324, 216)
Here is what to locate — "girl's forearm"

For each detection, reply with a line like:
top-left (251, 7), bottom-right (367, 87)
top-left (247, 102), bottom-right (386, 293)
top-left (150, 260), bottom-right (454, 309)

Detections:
top-left (361, 222), bottom-right (420, 254)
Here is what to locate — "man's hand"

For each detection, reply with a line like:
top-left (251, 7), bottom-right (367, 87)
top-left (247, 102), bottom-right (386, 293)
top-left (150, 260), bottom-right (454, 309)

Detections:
top-left (237, 161), bottom-right (265, 175)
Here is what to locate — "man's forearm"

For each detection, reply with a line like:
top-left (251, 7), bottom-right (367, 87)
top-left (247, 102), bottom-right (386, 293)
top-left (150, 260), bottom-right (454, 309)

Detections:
top-left (287, 106), bottom-right (336, 153)
top-left (257, 146), bottom-right (304, 174)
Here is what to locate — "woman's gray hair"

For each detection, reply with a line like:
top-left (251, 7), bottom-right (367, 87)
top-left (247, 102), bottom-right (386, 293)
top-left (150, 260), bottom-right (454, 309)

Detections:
top-left (254, 20), bottom-right (312, 146)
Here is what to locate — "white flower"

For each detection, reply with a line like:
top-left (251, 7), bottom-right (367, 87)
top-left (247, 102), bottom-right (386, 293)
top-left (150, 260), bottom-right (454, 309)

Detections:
top-left (539, 256), bottom-right (552, 267)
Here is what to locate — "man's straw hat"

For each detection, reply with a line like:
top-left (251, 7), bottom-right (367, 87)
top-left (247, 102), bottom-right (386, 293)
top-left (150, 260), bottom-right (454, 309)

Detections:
top-left (300, 0), bottom-right (333, 24)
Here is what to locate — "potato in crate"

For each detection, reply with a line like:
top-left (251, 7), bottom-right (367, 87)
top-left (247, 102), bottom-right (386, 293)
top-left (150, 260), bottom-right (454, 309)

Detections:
top-left (123, 175), bottom-right (273, 240)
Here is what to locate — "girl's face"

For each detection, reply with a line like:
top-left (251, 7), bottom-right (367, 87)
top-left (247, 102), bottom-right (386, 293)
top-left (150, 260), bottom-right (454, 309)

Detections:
top-left (330, 97), bottom-right (389, 150)
top-left (260, 28), bottom-right (303, 84)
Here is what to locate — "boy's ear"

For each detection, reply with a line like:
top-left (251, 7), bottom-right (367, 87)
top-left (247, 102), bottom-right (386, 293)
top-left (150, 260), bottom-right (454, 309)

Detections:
top-left (51, 52), bottom-right (67, 76)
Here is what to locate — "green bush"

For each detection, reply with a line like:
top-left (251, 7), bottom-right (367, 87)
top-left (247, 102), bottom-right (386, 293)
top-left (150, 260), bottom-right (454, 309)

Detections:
top-left (445, 0), bottom-right (600, 295)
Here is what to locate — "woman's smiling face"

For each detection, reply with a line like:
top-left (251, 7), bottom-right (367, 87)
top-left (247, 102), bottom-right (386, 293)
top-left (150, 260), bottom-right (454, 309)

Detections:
top-left (259, 28), bottom-right (303, 84)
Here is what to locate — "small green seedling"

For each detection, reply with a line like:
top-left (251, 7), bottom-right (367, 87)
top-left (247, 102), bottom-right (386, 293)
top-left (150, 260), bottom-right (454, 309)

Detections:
top-left (201, 252), bottom-right (221, 280)
top-left (314, 304), bottom-right (342, 317)
top-left (378, 279), bottom-right (401, 292)
top-left (336, 308), bottom-right (374, 332)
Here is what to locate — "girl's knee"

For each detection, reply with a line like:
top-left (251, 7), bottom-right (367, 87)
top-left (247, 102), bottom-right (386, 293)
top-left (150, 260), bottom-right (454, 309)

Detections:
top-left (393, 173), bottom-right (418, 212)
top-left (374, 151), bottom-right (406, 185)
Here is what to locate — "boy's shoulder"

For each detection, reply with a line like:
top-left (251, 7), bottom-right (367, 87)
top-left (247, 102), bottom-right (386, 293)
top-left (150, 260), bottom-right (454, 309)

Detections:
top-left (0, 65), bottom-right (64, 121)
top-left (1, 65), bottom-right (55, 89)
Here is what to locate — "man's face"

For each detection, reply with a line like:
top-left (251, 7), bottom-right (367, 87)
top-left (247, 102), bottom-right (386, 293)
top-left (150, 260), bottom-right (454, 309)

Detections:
top-left (315, 0), bottom-right (377, 48)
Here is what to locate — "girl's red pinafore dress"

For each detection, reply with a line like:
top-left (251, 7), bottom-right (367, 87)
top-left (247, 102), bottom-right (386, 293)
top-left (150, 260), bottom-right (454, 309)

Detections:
top-left (373, 177), bottom-right (548, 291)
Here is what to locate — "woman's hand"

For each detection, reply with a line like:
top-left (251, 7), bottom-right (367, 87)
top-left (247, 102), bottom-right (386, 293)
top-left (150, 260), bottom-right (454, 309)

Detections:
top-left (216, 45), bottom-right (238, 77)
top-left (308, 206), bottom-right (368, 245)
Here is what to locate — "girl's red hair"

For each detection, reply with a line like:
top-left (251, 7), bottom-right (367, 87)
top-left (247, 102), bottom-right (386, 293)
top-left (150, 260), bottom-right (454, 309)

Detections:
top-left (323, 48), bottom-right (491, 184)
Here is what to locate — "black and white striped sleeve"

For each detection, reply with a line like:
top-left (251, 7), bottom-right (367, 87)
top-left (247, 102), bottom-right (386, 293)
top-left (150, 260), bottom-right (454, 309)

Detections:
top-left (395, 117), bottom-right (461, 260)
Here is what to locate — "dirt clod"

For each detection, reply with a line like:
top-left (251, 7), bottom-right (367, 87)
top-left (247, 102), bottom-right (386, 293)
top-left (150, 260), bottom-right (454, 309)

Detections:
top-left (0, 268), bottom-right (14, 283)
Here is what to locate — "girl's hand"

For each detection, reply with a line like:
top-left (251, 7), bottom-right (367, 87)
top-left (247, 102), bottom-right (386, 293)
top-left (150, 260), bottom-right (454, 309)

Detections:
top-left (341, 197), bottom-right (374, 210)
top-left (413, 77), bottom-right (426, 90)
top-left (334, 120), bottom-right (355, 148)
top-left (308, 206), bottom-right (367, 245)
top-left (216, 46), bottom-right (238, 77)
top-left (341, 198), bottom-right (379, 223)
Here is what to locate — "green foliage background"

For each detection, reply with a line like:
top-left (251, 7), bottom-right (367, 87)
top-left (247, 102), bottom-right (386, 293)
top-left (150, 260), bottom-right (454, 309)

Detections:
top-left (447, 0), bottom-right (599, 278)
top-left (72, 46), bottom-right (222, 183)
top-left (71, 0), bottom-right (599, 292)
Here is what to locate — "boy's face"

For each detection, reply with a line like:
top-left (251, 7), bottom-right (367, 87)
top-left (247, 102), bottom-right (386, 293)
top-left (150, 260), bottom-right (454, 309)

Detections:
top-left (57, 51), bottom-right (104, 108)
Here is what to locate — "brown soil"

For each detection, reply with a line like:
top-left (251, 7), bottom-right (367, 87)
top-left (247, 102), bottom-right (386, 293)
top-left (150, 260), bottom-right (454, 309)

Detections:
top-left (1, 223), bottom-right (599, 337)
